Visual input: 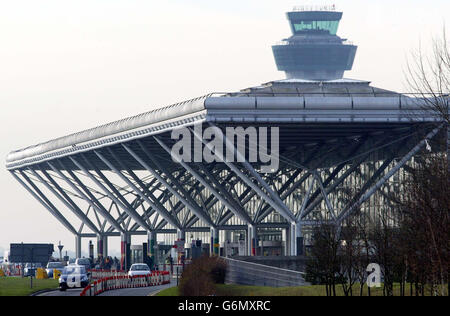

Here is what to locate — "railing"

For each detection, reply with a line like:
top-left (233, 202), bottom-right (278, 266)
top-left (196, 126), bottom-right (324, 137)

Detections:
top-left (293, 5), bottom-right (336, 12)
top-left (80, 271), bottom-right (170, 296)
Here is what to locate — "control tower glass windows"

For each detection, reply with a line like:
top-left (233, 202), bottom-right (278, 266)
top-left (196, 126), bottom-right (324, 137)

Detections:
top-left (293, 20), bottom-right (339, 35)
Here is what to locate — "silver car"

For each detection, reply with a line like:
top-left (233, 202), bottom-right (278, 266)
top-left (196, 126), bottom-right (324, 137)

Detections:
top-left (128, 263), bottom-right (151, 277)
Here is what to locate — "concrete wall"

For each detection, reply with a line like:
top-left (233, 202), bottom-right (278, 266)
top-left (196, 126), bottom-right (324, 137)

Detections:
top-left (231, 256), bottom-right (308, 273)
top-left (224, 257), bottom-right (308, 288)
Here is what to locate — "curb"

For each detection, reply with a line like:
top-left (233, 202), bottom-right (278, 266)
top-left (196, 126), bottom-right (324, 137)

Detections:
top-left (29, 288), bottom-right (59, 296)
top-left (148, 283), bottom-right (177, 297)
top-left (148, 290), bottom-right (162, 296)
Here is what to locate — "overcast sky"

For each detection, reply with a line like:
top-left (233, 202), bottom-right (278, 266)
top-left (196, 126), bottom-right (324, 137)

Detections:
top-left (1, 0), bottom-right (448, 257)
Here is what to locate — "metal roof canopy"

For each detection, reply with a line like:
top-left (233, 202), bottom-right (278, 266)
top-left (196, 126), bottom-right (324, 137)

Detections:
top-left (5, 80), bottom-right (445, 171)
top-left (5, 79), bottom-right (448, 260)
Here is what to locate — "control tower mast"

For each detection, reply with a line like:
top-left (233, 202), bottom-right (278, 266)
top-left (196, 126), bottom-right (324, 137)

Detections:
top-left (272, 5), bottom-right (357, 80)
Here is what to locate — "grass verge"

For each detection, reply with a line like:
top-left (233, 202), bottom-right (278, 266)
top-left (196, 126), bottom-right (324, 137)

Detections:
top-left (0, 277), bottom-right (59, 296)
top-left (156, 283), bottom-right (416, 296)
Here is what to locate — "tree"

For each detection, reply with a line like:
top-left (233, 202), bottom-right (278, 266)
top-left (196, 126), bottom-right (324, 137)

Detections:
top-left (306, 224), bottom-right (340, 296)
top-left (398, 153), bottom-right (449, 296)
top-left (406, 28), bottom-right (450, 124)
top-left (406, 28), bottom-right (449, 175)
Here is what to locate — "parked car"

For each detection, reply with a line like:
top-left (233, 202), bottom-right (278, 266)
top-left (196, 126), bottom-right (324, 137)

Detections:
top-left (46, 262), bottom-right (64, 278)
top-left (59, 265), bottom-right (89, 291)
top-left (75, 258), bottom-right (91, 272)
top-left (23, 263), bottom-right (42, 277)
top-left (128, 263), bottom-right (151, 277)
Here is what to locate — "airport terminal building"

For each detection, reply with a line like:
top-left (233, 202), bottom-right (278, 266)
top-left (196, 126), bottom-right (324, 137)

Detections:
top-left (6, 7), bottom-right (447, 268)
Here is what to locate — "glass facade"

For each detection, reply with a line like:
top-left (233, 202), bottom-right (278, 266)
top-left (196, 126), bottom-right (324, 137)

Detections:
top-left (293, 20), bottom-right (339, 35)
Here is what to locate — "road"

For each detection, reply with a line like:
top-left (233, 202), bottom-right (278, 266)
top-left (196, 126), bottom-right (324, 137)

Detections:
top-left (38, 280), bottom-right (176, 296)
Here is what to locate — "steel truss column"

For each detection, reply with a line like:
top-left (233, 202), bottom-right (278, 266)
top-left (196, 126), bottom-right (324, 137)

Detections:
top-left (11, 170), bottom-right (78, 235)
top-left (193, 125), bottom-right (296, 223)
top-left (93, 151), bottom-right (181, 231)
top-left (75, 235), bottom-right (82, 259)
top-left (103, 235), bottom-right (108, 258)
top-left (338, 124), bottom-right (444, 223)
top-left (289, 222), bottom-right (303, 256)
top-left (177, 229), bottom-right (186, 262)
top-left (121, 232), bottom-right (131, 271)
top-left (210, 227), bottom-right (219, 256)
top-left (282, 228), bottom-right (288, 256)
top-left (30, 166), bottom-right (102, 235)
top-left (148, 231), bottom-right (157, 263)
top-left (154, 136), bottom-right (253, 225)
top-left (121, 143), bottom-right (215, 228)
top-left (69, 156), bottom-right (154, 232)
top-left (248, 225), bottom-right (257, 256)
top-left (177, 229), bottom-right (186, 241)
top-left (49, 161), bottom-right (125, 234)
top-left (97, 235), bottom-right (103, 259)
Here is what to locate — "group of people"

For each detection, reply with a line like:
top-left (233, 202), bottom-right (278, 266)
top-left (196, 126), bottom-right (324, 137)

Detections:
top-left (92, 256), bottom-right (120, 270)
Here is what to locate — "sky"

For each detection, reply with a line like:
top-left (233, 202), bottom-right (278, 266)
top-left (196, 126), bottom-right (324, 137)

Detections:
top-left (0, 0), bottom-right (448, 257)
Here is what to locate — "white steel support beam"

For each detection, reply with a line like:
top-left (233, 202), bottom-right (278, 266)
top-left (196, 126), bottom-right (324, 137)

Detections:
top-left (193, 125), bottom-right (296, 223)
top-left (256, 143), bottom-right (342, 223)
top-left (296, 177), bottom-right (316, 221)
top-left (92, 151), bottom-right (181, 230)
top-left (69, 156), bottom-right (154, 232)
top-left (31, 167), bottom-right (102, 235)
top-left (154, 136), bottom-right (253, 225)
top-left (48, 161), bottom-right (125, 234)
top-left (314, 172), bottom-right (337, 222)
top-left (11, 170), bottom-right (78, 235)
top-left (116, 178), bottom-right (167, 232)
top-left (337, 124), bottom-right (444, 224)
top-left (121, 143), bottom-right (216, 228)
top-left (196, 164), bottom-right (252, 224)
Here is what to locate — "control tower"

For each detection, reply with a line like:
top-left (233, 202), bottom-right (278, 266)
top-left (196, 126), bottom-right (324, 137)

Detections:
top-left (272, 6), bottom-right (357, 80)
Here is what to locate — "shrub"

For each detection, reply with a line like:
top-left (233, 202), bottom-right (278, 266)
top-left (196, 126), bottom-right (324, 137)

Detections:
top-left (179, 255), bottom-right (228, 296)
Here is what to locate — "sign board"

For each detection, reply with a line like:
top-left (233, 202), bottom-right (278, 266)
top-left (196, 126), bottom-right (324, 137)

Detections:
top-left (9, 244), bottom-right (54, 265)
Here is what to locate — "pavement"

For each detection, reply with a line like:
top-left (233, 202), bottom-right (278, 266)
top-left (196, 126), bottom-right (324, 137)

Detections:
top-left (37, 280), bottom-right (176, 297)
top-left (99, 280), bottom-right (175, 296)
top-left (38, 288), bottom-right (83, 296)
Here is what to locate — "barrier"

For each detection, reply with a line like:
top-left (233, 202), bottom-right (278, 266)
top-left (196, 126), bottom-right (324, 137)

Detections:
top-left (80, 271), bottom-right (170, 296)
top-left (88, 269), bottom-right (127, 280)
top-left (36, 268), bottom-right (48, 279)
top-left (156, 262), bottom-right (190, 277)
top-left (53, 269), bottom-right (62, 280)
